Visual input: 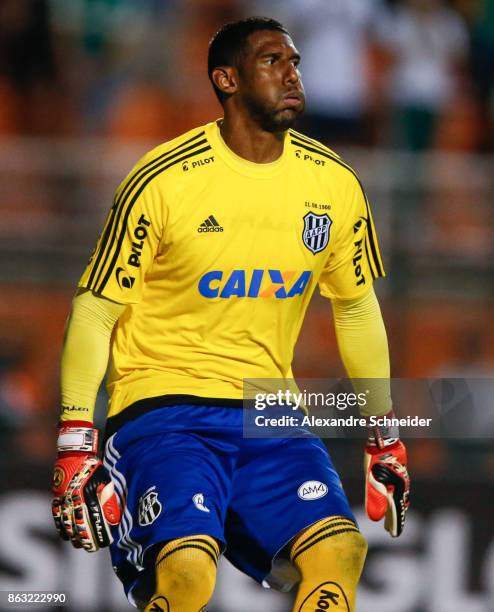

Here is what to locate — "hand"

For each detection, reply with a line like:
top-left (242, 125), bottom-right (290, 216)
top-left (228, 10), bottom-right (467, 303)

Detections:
top-left (52, 421), bottom-right (121, 552)
top-left (364, 434), bottom-right (410, 538)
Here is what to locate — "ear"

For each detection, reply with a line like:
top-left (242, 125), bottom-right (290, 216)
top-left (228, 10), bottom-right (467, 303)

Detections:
top-left (211, 66), bottom-right (238, 97)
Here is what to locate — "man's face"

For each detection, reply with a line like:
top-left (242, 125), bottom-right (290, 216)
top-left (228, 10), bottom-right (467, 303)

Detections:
top-left (236, 30), bottom-right (305, 132)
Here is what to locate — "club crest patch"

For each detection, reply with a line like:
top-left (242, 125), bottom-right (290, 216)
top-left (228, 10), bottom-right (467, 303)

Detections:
top-left (138, 486), bottom-right (162, 526)
top-left (302, 212), bottom-right (332, 254)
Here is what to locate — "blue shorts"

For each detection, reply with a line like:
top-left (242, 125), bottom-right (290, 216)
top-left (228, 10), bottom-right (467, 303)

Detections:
top-left (103, 405), bottom-right (355, 604)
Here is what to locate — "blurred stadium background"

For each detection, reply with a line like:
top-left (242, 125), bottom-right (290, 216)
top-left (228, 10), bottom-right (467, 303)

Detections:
top-left (0, 0), bottom-right (493, 610)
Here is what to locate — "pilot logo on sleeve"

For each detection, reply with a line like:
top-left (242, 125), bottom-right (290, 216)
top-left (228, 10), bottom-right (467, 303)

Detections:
top-left (116, 267), bottom-right (135, 289)
top-left (302, 212), bottom-right (332, 254)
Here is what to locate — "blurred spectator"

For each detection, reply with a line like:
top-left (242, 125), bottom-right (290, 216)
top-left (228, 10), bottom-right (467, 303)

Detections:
top-left (167, 1), bottom-right (237, 132)
top-left (253, 0), bottom-right (390, 146)
top-left (435, 329), bottom-right (494, 437)
top-left (0, 0), bottom-right (70, 135)
top-left (379, 0), bottom-right (469, 150)
top-left (48, 0), bottom-right (179, 136)
top-left (461, 0), bottom-right (494, 151)
top-left (105, 78), bottom-right (178, 141)
top-left (105, 0), bottom-right (236, 140)
top-left (0, 348), bottom-right (37, 429)
top-left (432, 328), bottom-right (494, 477)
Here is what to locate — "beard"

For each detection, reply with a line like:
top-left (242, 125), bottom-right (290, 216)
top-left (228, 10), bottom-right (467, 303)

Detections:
top-left (243, 91), bottom-right (305, 133)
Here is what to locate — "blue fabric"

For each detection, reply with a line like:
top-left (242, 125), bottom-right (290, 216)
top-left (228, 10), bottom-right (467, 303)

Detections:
top-left (103, 405), bottom-right (355, 598)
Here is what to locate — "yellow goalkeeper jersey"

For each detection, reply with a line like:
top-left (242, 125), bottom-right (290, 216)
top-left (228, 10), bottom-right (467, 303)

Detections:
top-left (79, 121), bottom-right (384, 428)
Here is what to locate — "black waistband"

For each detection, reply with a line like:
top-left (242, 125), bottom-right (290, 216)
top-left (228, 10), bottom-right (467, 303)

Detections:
top-left (104, 394), bottom-right (244, 439)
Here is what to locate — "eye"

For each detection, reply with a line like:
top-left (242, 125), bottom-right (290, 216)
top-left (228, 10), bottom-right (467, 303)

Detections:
top-left (263, 53), bottom-right (281, 65)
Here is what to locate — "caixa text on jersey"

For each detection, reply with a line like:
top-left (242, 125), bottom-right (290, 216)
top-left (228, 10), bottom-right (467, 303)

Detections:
top-left (198, 269), bottom-right (312, 299)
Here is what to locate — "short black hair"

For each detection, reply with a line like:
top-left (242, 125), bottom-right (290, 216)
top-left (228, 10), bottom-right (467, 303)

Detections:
top-left (208, 17), bottom-right (289, 103)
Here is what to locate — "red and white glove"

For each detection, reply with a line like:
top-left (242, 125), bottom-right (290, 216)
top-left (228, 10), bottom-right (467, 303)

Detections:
top-left (364, 413), bottom-right (410, 537)
top-left (52, 421), bottom-right (121, 552)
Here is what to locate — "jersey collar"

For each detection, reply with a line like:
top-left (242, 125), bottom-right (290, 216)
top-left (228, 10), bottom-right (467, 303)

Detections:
top-left (207, 120), bottom-right (290, 179)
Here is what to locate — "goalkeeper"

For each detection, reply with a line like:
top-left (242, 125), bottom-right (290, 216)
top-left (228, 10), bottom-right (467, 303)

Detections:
top-left (52, 17), bottom-right (410, 612)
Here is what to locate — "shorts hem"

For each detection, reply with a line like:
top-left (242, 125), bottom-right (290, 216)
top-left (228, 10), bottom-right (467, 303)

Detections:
top-left (122, 529), bottom-right (226, 608)
top-left (263, 511), bottom-right (358, 592)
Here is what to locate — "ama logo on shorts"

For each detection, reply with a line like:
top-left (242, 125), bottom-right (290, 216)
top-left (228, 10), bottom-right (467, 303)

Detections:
top-left (198, 269), bottom-right (312, 299)
top-left (297, 480), bottom-right (328, 500)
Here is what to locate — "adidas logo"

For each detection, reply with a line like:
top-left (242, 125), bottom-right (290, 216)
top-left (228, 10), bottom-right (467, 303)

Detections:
top-left (197, 215), bottom-right (224, 233)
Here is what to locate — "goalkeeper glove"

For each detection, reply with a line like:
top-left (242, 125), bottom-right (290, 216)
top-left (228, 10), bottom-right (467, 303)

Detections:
top-left (52, 420), bottom-right (121, 552)
top-left (364, 413), bottom-right (410, 537)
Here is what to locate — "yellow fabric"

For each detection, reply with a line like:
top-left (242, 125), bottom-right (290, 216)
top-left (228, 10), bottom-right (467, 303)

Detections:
top-left (144, 535), bottom-right (219, 612)
top-left (60, 290), bottom-right (125, 422)
top-left (77, 121), bottom-right (384, 419)
top-left (331, 287), bottom-right (391, 416)
top-left (291, 518), bottom-right (367, 612)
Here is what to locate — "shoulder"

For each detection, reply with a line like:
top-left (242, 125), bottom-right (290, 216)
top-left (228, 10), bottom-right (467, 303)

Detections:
top-left (288, 128), bottom-right (363, 189)
top-left (288, 128), bottom-right (342, 161)
top-left (135, 124), bottom-right (211, 172)
top-left (115, 124), bottom-right (213, 200)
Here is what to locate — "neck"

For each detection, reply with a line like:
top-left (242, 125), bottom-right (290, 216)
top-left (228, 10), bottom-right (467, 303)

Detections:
top-left (219, 111), bottom-right (285, 164)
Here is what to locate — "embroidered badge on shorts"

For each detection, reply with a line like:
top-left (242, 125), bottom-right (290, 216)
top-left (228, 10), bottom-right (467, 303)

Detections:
top-left (138, 486), bottom-right (162, 526)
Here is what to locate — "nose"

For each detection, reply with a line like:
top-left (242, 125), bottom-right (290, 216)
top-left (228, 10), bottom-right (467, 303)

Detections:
top-left (284, 62), bottom-right (300, 86)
